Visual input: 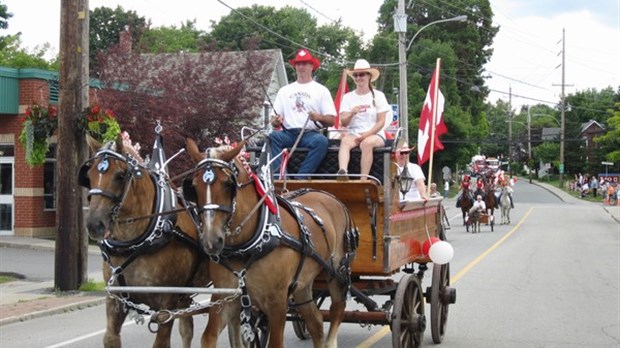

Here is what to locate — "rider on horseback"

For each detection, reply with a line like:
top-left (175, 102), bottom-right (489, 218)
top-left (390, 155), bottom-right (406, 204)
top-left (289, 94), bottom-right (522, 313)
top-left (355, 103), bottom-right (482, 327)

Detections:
top-left (456, 174), bottom-right (474, 208)
top-left (474, 177), bottom-right (486, 200)
top-left (498, 179), bottom-right (515, 208)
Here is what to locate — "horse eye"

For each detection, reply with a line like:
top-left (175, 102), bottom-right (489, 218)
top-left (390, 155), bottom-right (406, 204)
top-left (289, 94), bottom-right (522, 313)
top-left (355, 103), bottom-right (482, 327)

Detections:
top-left (115, 172), bottom-right (127, 182)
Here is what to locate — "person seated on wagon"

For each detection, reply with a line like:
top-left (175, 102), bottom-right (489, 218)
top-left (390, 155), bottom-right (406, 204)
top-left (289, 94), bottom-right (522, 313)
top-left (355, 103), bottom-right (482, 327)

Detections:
top-left (395, 144), bottom-right (428, 201)
top-left (337, 59), bottom-right (390, 181)
top-left (469, 194), bottom-right (486, 216)
top-left (429, 182), bottom-right (441, 197)
top-left (269, 48), bottom-right (336, 179)
top-left (456, 174), bottom-right (474, 208)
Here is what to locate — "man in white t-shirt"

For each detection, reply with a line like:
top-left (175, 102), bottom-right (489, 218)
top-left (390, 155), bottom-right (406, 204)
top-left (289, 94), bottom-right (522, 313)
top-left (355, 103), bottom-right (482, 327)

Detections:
top-left (469, 195), bottom-right (486, 215)
top-left (269, 48), bottom-right (336, 179)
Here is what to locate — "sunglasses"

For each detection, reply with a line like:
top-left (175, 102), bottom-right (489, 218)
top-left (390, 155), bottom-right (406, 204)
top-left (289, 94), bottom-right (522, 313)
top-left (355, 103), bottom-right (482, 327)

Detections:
top-left (352, 73), bottom-right (368, 78)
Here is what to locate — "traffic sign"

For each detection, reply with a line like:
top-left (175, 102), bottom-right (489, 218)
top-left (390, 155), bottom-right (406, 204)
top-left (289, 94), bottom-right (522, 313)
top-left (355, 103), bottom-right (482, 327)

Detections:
top-left (559, 163), bottom-right (564, 174)
top-left (601, 161), bottom-right (614, 166)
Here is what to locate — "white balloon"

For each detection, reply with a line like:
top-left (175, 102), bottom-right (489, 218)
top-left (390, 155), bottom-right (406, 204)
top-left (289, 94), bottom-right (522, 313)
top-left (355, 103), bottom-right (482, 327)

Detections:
top-left (429, 241), bottom-right (454, 265)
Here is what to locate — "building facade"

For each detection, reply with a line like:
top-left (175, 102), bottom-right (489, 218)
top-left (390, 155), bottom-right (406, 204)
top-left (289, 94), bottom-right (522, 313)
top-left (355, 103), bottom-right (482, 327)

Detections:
top-left (0, 67), bottom-right (58, 237)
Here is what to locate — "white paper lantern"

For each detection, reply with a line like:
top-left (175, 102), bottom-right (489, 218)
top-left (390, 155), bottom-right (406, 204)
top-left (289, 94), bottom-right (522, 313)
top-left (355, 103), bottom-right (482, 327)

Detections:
top-left (429, 241), bottom-right (454, 265)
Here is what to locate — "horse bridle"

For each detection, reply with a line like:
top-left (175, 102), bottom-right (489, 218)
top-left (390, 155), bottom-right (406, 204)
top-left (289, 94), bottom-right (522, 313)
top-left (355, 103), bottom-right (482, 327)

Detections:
top-left (79, 148), bottom-right (144, 223)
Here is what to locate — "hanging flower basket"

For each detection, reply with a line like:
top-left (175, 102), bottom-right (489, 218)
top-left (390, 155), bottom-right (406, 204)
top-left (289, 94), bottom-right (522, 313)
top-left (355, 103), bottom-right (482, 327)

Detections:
top-left (18, 103), bottom-right (58, 166)
top-left (78, 104), bottom-right (121, 143)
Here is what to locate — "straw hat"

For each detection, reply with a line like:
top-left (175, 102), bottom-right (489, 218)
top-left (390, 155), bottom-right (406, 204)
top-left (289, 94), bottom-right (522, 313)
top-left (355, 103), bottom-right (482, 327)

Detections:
top-left (288, 48), bottom-right (320, 71)
top-left (346, 59), bottom-right (380, 82)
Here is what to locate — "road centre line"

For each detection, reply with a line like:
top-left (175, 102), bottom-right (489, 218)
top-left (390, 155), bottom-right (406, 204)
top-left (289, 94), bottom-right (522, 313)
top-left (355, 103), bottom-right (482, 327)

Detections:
top-left (356, 207), bottom-right (534, 348)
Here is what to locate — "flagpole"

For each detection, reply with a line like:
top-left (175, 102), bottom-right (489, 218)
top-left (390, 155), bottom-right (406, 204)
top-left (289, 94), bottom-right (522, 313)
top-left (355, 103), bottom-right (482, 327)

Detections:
top-left (426, 58), bottom-right (441, 197)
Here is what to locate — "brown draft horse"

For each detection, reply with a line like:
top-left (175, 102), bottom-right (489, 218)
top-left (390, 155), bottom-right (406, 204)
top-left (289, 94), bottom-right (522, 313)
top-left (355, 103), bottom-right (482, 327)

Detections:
top-left (80, 134), bottom-right (210, 348)
top-left (185, 139), bottom-right (358, 348)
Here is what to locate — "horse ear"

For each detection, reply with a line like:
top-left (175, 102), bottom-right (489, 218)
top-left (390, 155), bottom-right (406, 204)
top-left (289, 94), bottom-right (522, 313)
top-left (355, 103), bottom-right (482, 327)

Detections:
top-left (220, 140), bottom-right (247, 162)
top-left (86, 134), bottom-right (102, 153)
top-left (185, 138), bottom-right (204, 163)
top-left (115, 134), bottom-right (124, 152)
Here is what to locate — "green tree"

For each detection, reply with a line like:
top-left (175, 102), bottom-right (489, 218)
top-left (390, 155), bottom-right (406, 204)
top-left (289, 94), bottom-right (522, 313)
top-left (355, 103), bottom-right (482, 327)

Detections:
top-left (533, 142), bottom-right (560, 167)
top-left (0, 35), bottom-right (58, 69)
top-left (205, 4), bottom-right (360, 88)
top-left (0, 1), bottom-right (12, 50)
top-left (595, 102), bottom-right (620, 163)
top-left (138, 20), bottom-right (207, 53)
top-left (89, 6), bottom-right (147, 75)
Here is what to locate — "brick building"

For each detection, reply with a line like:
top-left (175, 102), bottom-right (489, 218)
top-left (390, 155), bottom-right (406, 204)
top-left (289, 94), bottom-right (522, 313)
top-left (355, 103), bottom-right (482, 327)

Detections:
top-left (0, 67), bottom-right (58, 237)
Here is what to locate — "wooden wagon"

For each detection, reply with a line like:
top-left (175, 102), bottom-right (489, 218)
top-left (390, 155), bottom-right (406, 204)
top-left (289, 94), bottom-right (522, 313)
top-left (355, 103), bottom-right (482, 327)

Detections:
top-left (246, 131), bottom-right (457, 347)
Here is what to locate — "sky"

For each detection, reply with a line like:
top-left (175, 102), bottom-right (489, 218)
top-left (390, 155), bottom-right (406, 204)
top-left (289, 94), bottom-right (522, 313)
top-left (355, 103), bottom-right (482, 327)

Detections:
top-left (3, 0), bottom-right (619, 112)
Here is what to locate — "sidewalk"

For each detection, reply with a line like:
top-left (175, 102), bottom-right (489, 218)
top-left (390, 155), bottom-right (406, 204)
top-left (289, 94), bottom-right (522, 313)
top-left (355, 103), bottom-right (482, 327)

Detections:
top-left (0, 237), bottom-right (106, 326)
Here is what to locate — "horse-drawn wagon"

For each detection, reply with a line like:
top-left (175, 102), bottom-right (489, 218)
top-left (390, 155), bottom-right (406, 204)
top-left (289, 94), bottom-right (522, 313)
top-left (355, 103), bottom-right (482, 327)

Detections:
top-left (236, 129), bottom-right (457, 347)
top-left (80, 125), bottom-right (456, 348)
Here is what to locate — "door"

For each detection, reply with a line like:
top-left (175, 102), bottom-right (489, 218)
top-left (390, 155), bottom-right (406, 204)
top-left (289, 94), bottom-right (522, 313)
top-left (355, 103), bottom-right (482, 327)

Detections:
top-left (0, 149), bottom-right (14, 235)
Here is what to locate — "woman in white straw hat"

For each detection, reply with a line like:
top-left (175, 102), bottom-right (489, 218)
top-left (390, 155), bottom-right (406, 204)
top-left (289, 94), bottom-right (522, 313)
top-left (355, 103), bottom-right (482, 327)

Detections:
top-left (337, 59), bottom-right (390, 180)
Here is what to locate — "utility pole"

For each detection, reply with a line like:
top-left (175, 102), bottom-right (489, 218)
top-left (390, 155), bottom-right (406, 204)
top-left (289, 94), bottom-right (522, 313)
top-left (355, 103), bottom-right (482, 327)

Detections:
top-left (527, 105), bottom-right (532, 183)
top-left (508, 86), bottom-right (512, 176)
top-left (395, 0), bottom-right (408, 144)
top-left (559, 28), bottom-right (566, 189)
top-left (554, 28), bottom-right (572, 190)
top-left (56, 0), bottom-right (89, 291)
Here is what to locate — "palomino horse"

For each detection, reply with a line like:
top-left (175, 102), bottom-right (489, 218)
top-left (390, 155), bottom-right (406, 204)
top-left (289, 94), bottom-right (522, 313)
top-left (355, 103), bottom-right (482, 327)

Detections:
top-left (184, 139), bottom-right (358, 348)
top-left (499, 186), bottom-right (512, 224)
top-left (80, 134), bottom-right (210, 348)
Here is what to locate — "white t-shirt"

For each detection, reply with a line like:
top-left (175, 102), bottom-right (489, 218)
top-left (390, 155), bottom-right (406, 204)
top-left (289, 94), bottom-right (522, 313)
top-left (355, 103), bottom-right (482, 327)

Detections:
top-left (397, 162), bottom-right (426, 201)
top-left (273, 81), bottom-right (336, 131)
top-left (340, 89), bottom-right (390, 135)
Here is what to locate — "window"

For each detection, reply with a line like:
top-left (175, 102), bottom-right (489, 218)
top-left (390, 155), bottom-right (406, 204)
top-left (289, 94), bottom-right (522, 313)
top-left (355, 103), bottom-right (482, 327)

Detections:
top-left (44, 144), bottom-right (56, 210)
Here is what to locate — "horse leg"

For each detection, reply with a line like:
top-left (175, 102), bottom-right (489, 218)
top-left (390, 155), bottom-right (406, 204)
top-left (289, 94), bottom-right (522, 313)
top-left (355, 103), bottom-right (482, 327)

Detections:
top-left (292, 287), bottom-right (325, 348)
top-left (200, 297), bottom-right (237, 348)
top-left (264, 300), bottom-right (288, 348)
top-left (325, 279), bottom-right (346, 348)
top-left (103, 298), bottom-right (128, 348)
top-left (152, 322), bottom-right (175, 348)
top-left (178, 317), bottom-right (194, 348)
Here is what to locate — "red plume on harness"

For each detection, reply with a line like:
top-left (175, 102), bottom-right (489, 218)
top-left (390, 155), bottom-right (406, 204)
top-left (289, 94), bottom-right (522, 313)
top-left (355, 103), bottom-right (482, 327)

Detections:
top-left (249, 172), bottom-right (277, 214)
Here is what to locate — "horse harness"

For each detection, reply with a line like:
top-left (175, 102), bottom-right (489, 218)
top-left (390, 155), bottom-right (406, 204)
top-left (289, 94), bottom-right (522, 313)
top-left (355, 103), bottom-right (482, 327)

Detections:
top-left (79, 146), bottom-right (205, 317)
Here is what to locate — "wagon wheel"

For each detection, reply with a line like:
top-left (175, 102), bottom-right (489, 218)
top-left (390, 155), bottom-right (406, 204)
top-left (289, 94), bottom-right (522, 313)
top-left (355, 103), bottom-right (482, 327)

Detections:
top-left (391, 274), bottom-right (426, 348)
top-left (292, 319), bottom-right (310, 340)
top-left (428, 263), bottom-right (456, 344)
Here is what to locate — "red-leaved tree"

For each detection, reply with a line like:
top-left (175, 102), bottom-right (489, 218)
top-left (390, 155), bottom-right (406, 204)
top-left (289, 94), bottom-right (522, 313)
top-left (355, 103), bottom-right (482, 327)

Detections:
top-left (95, 43), bottom-right (273, 175)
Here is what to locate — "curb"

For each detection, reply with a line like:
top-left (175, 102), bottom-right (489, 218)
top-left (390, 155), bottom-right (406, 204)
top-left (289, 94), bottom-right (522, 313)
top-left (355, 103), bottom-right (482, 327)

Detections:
top-left (0, 296), bottom-right (106, 326)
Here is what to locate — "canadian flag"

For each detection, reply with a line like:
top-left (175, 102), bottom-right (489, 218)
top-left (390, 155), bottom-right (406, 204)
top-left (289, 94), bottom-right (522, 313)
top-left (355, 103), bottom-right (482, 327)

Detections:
top-left (417, 59), bottom-right (447, 165)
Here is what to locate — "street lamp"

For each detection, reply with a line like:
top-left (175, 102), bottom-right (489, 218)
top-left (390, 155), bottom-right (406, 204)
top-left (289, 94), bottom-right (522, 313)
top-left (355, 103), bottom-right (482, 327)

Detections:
top-left (406, 15), bottom-right (468, 52)
top-left (395, 8), bottom-right (467, 143)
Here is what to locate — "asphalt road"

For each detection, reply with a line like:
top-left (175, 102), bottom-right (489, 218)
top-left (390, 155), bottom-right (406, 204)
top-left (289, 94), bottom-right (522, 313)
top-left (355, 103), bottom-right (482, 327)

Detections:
top-left (1, 181), bottom-right (618, 347)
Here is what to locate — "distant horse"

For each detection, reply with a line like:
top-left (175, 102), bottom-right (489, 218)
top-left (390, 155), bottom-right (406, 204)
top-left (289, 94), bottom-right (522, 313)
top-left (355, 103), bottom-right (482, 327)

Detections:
top-left (80, 134), bottom-right (210, 348)
top-left (499, 186), bottom-right (512, 224)
top-left (466, 208), bottom-right (482, 233)
top-left (459, 187), bottom-right (474, 225)
top-left (484, 182), bottom-right (497, 221)
top-left (185, 139), bottom-right (358, 348)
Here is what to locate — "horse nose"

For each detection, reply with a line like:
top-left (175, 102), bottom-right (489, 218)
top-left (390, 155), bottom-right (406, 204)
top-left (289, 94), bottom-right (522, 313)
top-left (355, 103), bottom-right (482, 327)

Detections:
top-left (203, 236), bottom-right (225, 256)
top-left (86, 217), bottom-right (107, 240)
